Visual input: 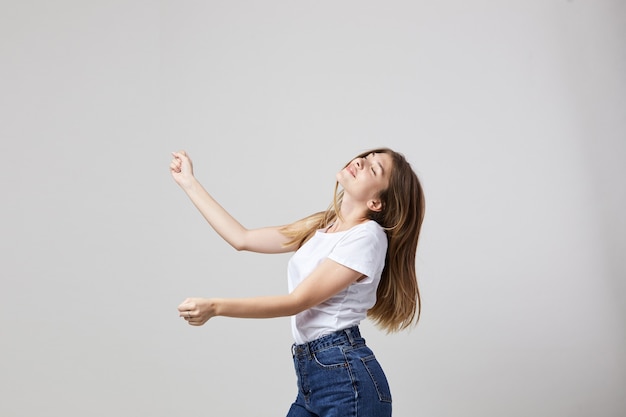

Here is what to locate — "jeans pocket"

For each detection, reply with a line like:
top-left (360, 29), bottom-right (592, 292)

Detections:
top-left (312, 346), bottom-right (348, 369)
top-left (361, 355), bottom-right (392, 403)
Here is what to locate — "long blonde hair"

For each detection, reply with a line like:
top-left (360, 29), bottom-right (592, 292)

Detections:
top-left (280, 148), bottom-right (425, 332)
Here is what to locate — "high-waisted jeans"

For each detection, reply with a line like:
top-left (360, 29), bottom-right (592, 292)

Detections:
top-left (287, 326), bottom-right (392, 417)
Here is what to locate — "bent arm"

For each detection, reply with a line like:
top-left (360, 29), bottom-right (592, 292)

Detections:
top-left (181, 177), bottom-right (294, 253)
top-left (171, 151), bottom-right (296, 253)
top-left (178, 259), bottom-right (363, 323)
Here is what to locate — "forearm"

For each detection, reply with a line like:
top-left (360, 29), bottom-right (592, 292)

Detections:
top-left (171, 151), bottom-right (295, 253)
top-left (182, 178), bottom-right (248, 250)
top-left (213, 295), bottom-right (302, 319)
top-left (178, 260), bottom-right (363, 326)
top-left (210, 260), bottom-right (361, 319)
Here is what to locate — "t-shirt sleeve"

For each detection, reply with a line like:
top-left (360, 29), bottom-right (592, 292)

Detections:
top-left (327, 223), bottom-right (388, 279)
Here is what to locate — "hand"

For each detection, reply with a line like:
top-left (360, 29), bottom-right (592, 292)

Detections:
top-left (170, 150), bottom-right (195, 189)
top-left (178, 297), bottom-right (216, 326)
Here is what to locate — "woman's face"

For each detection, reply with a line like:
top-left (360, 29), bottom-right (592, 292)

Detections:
top-left (337, 152), bottom-right (393, 206)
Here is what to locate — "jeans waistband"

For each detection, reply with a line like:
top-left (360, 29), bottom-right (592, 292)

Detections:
top-left (291, 326), bottom-right (363, 357)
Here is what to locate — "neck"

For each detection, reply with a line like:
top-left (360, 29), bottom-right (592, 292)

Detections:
top-left (330, 199), bottom-right (369, 232)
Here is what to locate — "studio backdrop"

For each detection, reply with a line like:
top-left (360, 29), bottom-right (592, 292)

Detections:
top-left (1, 1), bottom-right (624, 416)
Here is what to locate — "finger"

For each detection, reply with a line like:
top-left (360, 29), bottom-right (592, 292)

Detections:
top-left (177, 302), bottom-right (193, 312)
top-left (170, 155), bottom-right (189, 172)
top-left (177, 151), bottom-right (192, 166)
top-left (171, 152), bottom-right (182, 164)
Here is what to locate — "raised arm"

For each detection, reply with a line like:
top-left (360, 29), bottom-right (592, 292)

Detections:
top-left (170, 151), bottom-right (297, 254)
top-left (178, 258), bottom-right (364, 324)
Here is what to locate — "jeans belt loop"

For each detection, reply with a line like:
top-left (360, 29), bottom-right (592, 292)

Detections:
top-left (345, 327), bottom-right (355, 346)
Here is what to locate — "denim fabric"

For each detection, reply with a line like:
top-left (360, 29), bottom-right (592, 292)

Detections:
top-left (286, 326), bottom-right (392, 417)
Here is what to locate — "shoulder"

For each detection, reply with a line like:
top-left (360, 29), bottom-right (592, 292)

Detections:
top-left (339, 220), bottom-right (388, 248)
top-left (353, 220), bottom-right (387, 239)
top-left (327, 221), bottom-right (388, 275)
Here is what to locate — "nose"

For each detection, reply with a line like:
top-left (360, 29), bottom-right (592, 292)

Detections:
top-left (355, 158), bottom-right (364, 169)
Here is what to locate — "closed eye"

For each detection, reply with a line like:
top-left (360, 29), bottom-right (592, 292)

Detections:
top-left (367, 153), bottom-right (379, 175)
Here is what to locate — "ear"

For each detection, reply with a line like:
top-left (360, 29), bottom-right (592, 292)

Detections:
top-left (367, 198), bottom-right (383, 212)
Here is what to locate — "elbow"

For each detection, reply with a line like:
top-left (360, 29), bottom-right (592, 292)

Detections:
top-left (229, 234), bottom-right (248, 251)
top-left (229, 230), bottom-right (251, 252)
top-left (231, 242), bottom-right (246, 251)
top-left (286, 294), bottom-right (313, 316)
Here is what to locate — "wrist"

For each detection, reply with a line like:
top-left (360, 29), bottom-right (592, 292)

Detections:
top-left (209, 298), bottom-right (222, 317)
top-left (181, 176), bottom-right (200, 193)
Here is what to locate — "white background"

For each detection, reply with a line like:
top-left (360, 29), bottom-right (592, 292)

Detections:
top-left (1, 1), bottom-right (624, 416)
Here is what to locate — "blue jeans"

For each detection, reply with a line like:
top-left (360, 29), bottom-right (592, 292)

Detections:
top-left (287, 326), bottom-right (392, 417)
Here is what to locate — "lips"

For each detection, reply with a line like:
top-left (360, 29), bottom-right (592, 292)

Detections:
top-left (347, 165), bottom-right (356, 177)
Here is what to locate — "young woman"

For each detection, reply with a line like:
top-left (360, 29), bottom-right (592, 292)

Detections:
top-left (170, 148), bottom-right (425, 417)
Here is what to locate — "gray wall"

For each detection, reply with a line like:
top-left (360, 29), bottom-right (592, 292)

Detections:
top-left (1, 1), bottom-right (624, 416)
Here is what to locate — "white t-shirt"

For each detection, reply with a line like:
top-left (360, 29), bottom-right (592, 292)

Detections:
top-left (287, 220), bottom-right (388, 344)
